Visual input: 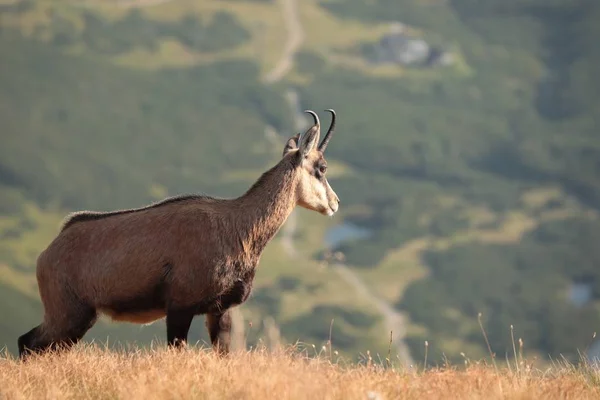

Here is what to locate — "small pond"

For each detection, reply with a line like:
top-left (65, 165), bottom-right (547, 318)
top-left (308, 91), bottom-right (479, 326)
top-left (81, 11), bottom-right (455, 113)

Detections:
top-left (568, 282), bottom-right (593, 308)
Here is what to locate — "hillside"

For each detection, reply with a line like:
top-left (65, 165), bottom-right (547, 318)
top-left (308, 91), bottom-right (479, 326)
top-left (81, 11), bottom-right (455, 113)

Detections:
top-left (1, 0), bottom-right (599, 367)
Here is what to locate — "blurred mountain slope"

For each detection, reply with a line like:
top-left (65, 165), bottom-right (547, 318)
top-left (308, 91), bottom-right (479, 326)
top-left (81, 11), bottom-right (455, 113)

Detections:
top-left (0, 0), bottom-right (599, 364)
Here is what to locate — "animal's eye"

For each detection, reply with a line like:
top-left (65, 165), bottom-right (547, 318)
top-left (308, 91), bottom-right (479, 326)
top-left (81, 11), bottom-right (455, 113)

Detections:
top-left (316, 164), bottom-right (327, 177)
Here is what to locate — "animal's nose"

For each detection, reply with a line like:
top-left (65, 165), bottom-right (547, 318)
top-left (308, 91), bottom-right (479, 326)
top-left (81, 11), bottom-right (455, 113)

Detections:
top-left (331, 200), bottom-right (339, 213)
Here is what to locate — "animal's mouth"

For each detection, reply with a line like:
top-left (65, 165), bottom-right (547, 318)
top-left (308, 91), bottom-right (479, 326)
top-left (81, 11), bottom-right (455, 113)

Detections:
top-left (324, 205), bottom-right (337, 217)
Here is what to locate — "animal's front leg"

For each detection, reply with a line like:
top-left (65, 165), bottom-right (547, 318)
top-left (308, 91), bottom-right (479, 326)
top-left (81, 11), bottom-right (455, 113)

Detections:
top-left (205, 310), bottom-right (232, 355)
top-left (166, 308), bottom-right (194, 348)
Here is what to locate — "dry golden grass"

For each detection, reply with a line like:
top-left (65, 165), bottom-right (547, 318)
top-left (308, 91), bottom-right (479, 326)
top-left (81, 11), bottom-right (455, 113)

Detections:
top-left (1, 344), bottom-right (599, 400)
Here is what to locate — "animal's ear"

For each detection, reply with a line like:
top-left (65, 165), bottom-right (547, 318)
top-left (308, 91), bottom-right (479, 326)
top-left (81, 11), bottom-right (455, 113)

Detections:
top-left (282, 133), bottom-right (300, 157)
top-left (298, 125), bottom-right (320, 159)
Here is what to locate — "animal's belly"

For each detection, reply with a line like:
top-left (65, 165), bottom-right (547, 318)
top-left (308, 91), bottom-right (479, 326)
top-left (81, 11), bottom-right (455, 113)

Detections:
top-left (99, 308), bottom-right (166, 325)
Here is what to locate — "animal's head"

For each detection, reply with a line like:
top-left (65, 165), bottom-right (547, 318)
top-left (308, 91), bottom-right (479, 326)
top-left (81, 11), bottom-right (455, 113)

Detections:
top-left (283, 109), bottom-right (340, 217)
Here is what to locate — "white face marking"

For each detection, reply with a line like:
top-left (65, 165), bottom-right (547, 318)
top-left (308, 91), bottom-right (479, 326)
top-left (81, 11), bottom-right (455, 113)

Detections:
top-left (314, 178), bottom-right (328, 203)
top-left (297, 170), bottom-right (339, 216)
top-left (292, 147), bottom-right (340, 216)
top-left (324, 179), bottom-right (339, 214)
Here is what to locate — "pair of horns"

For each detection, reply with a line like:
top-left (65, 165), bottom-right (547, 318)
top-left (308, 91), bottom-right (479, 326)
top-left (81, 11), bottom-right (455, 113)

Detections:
top-left (304, 109), bottom-right (337, 152)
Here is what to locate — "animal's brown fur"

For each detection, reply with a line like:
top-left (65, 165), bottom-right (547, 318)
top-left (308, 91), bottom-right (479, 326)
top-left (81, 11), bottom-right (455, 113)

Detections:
top-left (59, 194), bottom-right (208, 233)
top-left (17, 110), bottom-right (340, 359)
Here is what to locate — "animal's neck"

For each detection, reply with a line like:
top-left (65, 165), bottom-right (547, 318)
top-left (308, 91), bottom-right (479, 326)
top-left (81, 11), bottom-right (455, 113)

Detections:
top-left (234, 157), bottom-right (298, 256)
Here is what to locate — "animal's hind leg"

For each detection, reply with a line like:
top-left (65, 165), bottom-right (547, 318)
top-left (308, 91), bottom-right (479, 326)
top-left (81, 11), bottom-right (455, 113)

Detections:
top-left (57, 303), bottom-right (98, 350)
top-left (18, 325), bottom-right (67, 360)
top-left (19, 307), bottom-right (97, 360)
top-left (205, 310), bottom-right (232, 356)
top-left (18, 325), bottom-right (44, 359)
top-left (19, 290), bottom-right (97, 359)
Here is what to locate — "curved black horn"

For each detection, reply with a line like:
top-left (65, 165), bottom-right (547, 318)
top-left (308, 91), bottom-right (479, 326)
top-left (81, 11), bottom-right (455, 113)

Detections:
top-left (318, 109), bottom-right (336, 152)
top-left (304, 110), bottom-right (320, 127)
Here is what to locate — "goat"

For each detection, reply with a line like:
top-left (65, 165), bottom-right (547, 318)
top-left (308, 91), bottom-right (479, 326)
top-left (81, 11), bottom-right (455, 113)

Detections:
top-left (17, 109), bottom-right (340, 359)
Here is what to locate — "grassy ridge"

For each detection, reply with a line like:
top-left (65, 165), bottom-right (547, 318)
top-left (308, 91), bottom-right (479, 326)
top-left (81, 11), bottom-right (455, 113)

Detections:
top-left (1, 345), bottom-right (599, 399)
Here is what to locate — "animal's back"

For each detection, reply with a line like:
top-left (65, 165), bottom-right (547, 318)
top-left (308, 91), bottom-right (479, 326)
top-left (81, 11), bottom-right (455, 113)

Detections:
top-left (60, 194), bottom-right (212, 232)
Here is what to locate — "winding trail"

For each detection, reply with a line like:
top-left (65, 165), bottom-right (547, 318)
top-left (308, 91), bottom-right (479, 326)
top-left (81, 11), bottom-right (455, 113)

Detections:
top-left (330, 263), bottom-right (414, 367)
top-left (262, 0), bottom-right (305, 84)
top-left (262, 0), bottom-right (413, 367)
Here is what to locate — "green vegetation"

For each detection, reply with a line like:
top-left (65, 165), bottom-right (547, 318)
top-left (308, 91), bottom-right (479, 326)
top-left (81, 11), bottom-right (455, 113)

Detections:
top-left (0, 0), bottom-right (598, 366)
top-left (303, 0), bottom-right (600, 363)
top-left (72, 10), bottom-right (250, 54)
top-left (0, 30), bottom-right (290, 212)
top-left (400, 217), bottom-right (600, 365)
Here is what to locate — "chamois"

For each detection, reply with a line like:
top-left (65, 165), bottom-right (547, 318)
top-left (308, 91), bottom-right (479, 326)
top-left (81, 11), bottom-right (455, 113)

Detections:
top-left (17, 109), bottom-right (340, 360)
